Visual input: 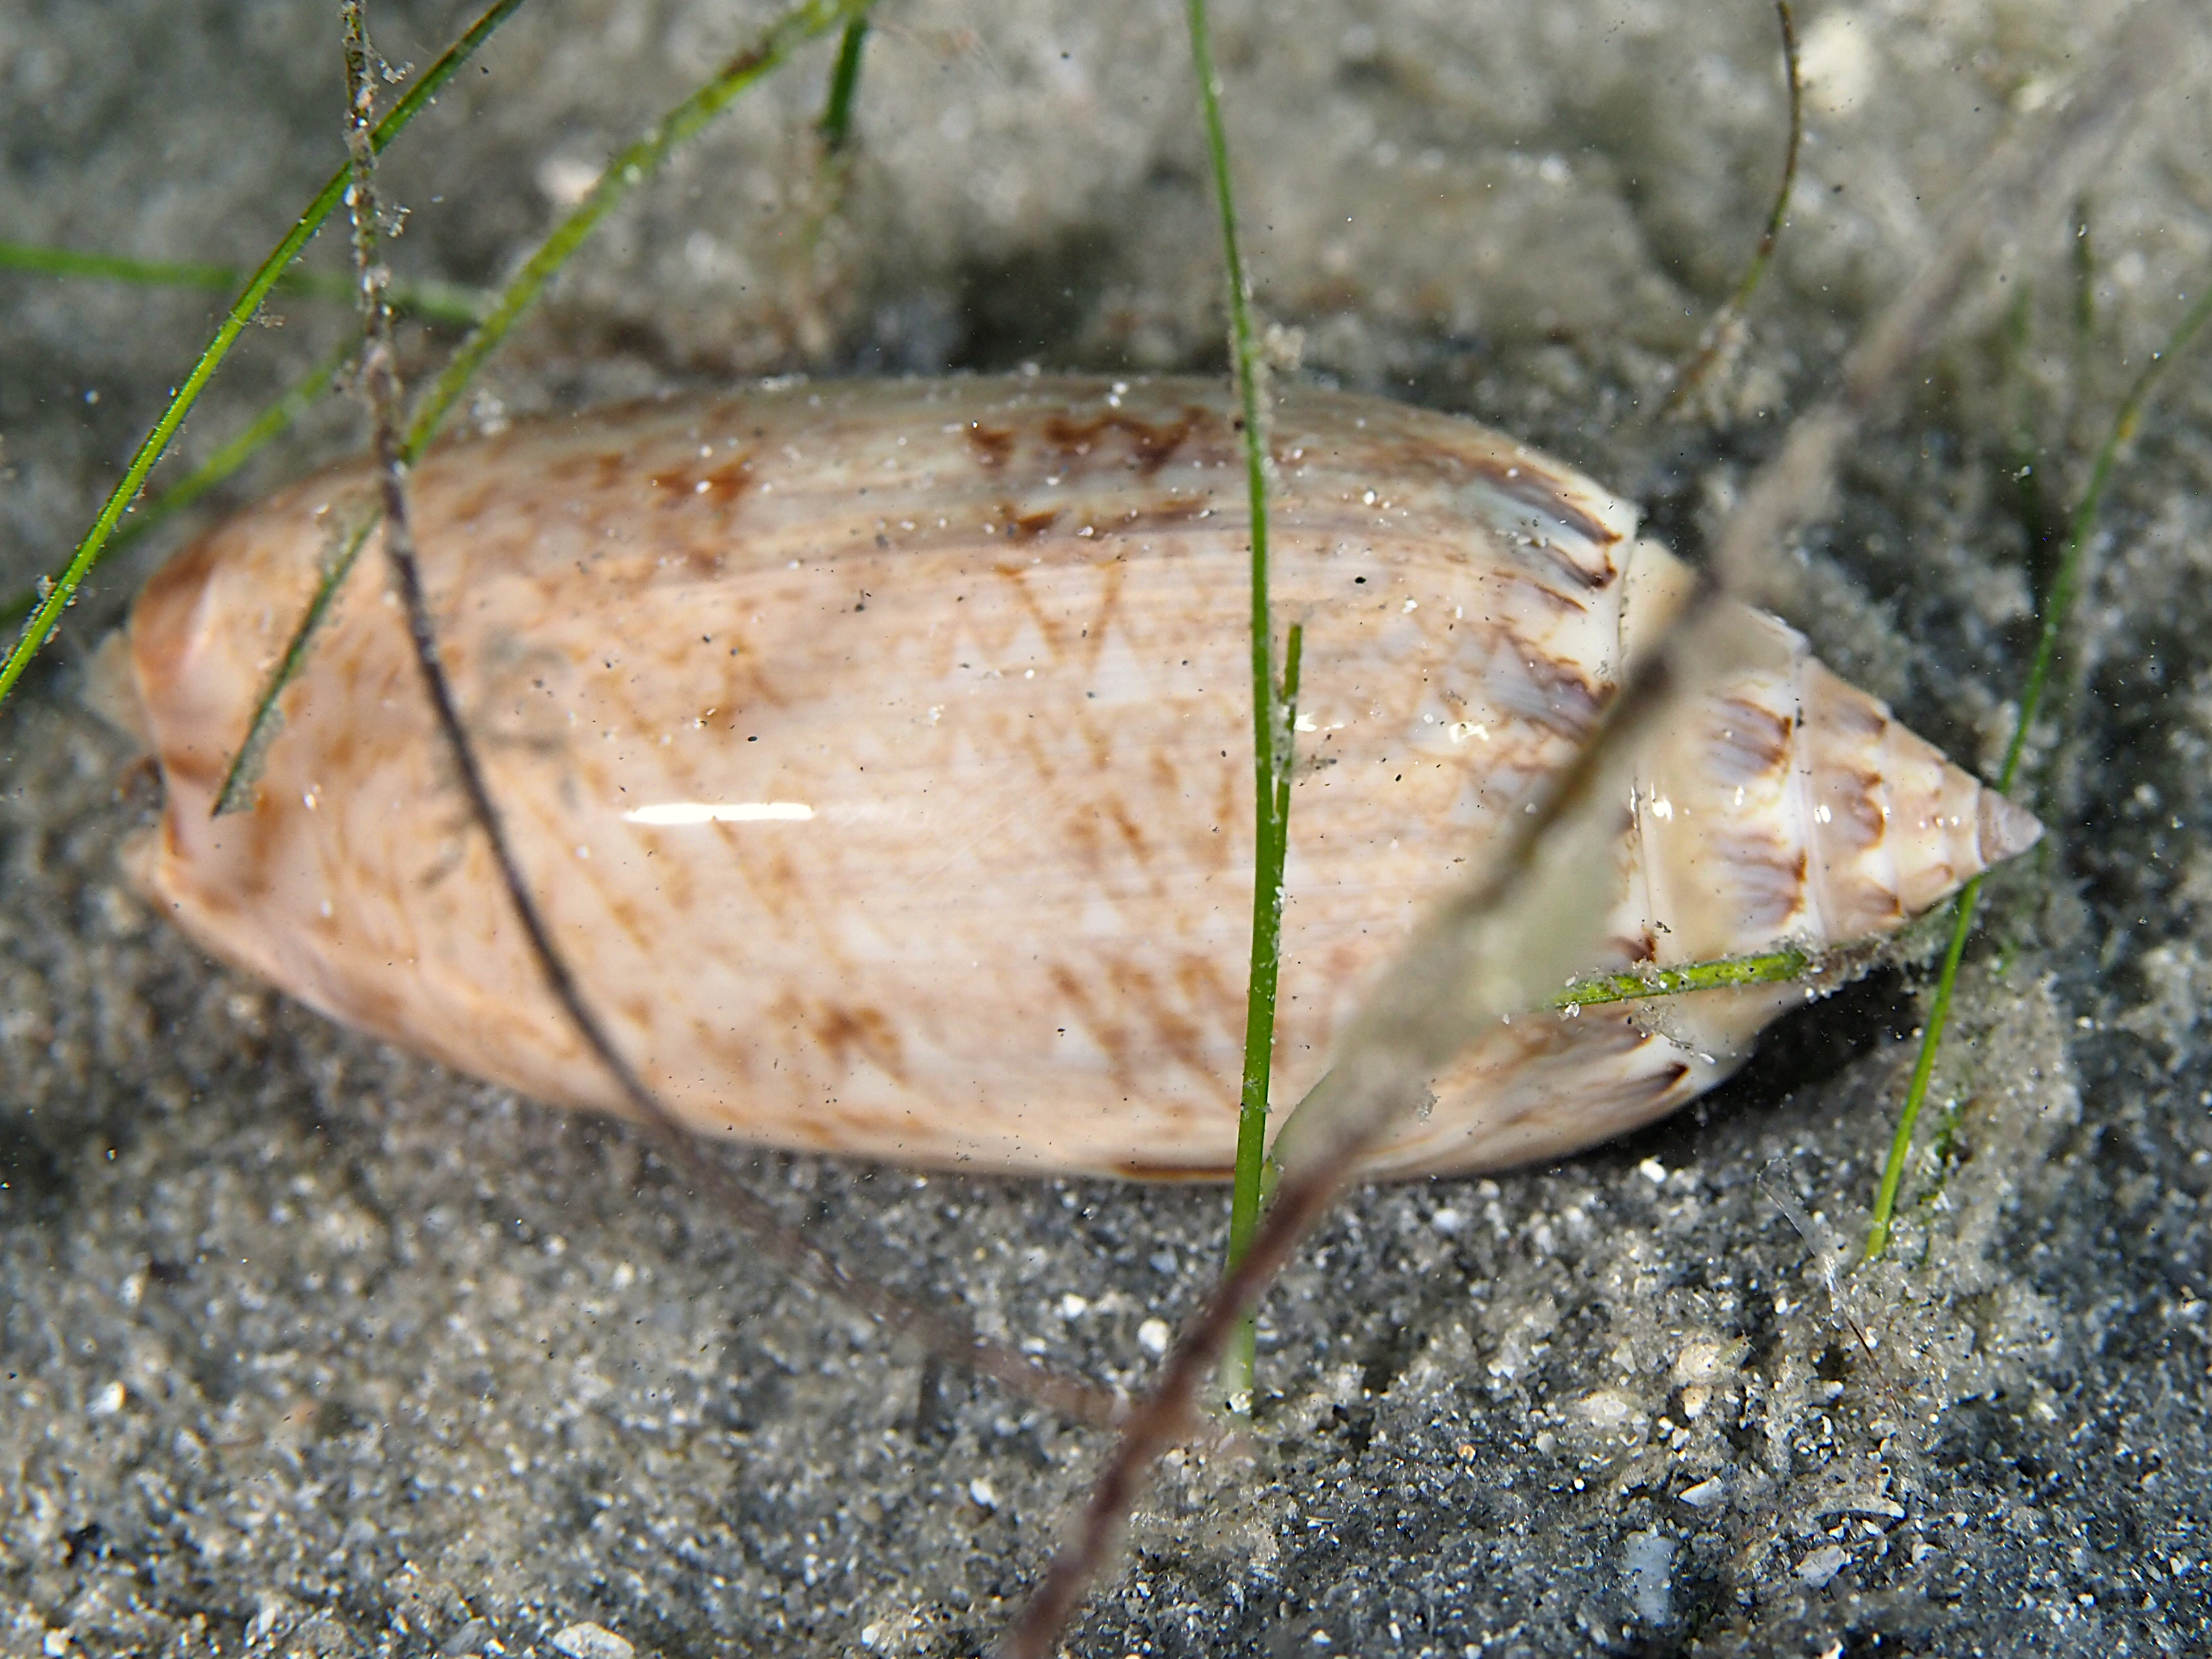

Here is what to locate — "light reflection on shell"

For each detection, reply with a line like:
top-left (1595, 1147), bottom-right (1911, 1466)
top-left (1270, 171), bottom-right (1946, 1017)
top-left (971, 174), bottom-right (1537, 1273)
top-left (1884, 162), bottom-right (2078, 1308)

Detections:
top-left (125, 376), bottom-right (2039, 1179)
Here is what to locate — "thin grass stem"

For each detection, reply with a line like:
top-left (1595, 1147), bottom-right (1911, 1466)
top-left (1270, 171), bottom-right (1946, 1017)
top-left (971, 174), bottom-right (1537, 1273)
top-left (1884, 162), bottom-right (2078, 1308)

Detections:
top-left (1660, 0), bottom-right (1800, 416)
top-left (1186, 0), bottom-right (1294, 1414)
top-left (0, 237), bottom-right (490, 324)
top-left (1865, 276), bottom-right (2212, 1259)
top-left (819, 14), bottom-right (871, 151)
top-left (0, 0), bottom-right (529, 714)
top-left (407, 0), bottom-right (875, 456)
top-left (217, 0), bottom-right (876, 818)
top-left (212, 516), bottom-right (376, 817)
top-left (1555, 946), bottom-right (1812, 1009)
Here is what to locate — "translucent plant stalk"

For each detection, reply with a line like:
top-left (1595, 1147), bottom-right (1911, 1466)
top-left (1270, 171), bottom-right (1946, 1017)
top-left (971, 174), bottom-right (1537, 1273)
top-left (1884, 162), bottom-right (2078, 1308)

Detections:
top-left (1660, 0), bottom-right (1802, 416)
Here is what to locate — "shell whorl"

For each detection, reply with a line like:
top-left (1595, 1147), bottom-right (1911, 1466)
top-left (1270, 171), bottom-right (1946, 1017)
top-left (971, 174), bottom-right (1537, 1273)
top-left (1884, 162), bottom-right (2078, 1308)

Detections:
top-left (126, 376), bottom-right (2038, 1179)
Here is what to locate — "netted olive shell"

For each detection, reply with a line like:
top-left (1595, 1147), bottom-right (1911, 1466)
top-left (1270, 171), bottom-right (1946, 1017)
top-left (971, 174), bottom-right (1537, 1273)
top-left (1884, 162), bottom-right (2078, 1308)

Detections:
top-left (126, 376), bottom-right (2036, 1178)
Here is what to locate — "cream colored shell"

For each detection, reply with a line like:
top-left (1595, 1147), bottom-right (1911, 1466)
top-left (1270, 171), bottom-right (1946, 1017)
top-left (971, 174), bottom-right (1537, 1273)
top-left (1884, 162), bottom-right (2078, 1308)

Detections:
top-left (127, 376), bottom-right (2037, 1179)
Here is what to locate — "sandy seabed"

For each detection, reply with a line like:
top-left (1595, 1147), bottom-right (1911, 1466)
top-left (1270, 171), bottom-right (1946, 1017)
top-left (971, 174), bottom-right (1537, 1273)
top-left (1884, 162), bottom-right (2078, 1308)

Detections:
top-left (3, 2), bottom-right (2210, 1654)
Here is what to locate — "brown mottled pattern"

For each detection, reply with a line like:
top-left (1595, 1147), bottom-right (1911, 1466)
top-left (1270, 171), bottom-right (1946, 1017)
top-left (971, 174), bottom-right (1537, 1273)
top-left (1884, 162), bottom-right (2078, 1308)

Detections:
top-left (128, 376), bottom-right (2035, 1179)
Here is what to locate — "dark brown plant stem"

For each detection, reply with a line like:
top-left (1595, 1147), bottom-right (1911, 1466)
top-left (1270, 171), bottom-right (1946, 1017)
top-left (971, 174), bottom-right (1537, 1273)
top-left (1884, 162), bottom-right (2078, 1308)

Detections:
top-left (1002, 587), bottom-right (1723, 1658)
top-left (334, 0), bottom-right (1117, 1432)
top-left (1000, 1106), bottom-right (1352, 1659)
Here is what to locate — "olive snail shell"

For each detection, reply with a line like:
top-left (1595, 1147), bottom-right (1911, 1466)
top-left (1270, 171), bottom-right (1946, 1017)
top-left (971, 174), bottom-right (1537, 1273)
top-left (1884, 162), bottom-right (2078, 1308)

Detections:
top-left (125, 376), bottom-right (2038, 1179)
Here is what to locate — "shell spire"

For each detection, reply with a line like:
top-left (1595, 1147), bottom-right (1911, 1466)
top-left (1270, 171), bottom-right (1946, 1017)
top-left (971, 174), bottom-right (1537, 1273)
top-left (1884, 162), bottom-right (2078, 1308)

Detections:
top-left (1613, 580), bottom-right (2042, 972)
top-left (1799, 657), bottom-right (2041, 937)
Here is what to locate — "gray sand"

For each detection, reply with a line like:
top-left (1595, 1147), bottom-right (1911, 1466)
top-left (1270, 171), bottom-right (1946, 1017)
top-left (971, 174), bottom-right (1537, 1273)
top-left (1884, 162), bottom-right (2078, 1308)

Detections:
top-left (3, 1), bottom-right (2211, 1654)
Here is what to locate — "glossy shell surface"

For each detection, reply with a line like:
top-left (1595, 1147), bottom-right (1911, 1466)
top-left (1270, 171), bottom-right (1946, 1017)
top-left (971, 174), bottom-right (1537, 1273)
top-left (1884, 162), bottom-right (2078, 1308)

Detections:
top-left (127, 376), bottom-right (2037, 1178)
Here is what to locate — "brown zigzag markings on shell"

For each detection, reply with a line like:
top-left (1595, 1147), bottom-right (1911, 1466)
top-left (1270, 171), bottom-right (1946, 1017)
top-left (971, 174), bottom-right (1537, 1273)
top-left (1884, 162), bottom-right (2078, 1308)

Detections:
top-left (122, 376), bottom-right (2039, 1180)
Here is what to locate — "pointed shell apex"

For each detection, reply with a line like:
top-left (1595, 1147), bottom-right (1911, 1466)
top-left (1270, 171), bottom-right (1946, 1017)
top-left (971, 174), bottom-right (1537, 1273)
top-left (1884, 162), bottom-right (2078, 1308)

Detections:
top-left (1978, 789), bottom-right (2043, 864)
